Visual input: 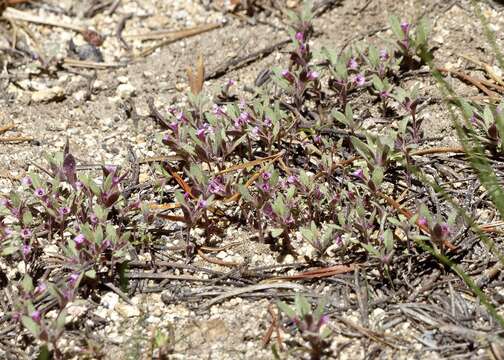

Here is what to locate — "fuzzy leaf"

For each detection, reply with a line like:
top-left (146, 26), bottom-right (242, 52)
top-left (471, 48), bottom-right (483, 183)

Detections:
top-left (21, 316), bottom-right (40, 337)
top-left (295, 293), bottom-right (311, 317)
top-left (270, 228), bottom-right (284, 238)
top-left (277, 300), bottom-right (296, 318)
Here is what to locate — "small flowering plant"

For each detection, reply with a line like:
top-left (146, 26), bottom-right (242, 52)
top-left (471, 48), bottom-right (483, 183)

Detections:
top-left (300, 221), bottom-right (342, 257)
top-left (388, 16), bottom-right (431, 70)
top-left (14, 275), bottom-right (70, 358)
top-left (277, 294), bottom-right (331, 360)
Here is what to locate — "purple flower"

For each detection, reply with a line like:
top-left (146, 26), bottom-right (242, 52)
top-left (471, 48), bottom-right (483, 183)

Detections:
top-left (234, 112), bottom-right (250, 129)
top-left (169, 121), bottom-right (179, 133)
top-left (351, 169), bottom-right (364, 180)
top-left (260, 182), bottom-right (270, 192)
top-left (418, 217), bottom-right (428, 227)
top-left (379, 49), bottom-right (389, 61)
top-left (176, 111), bottom-right (187, 123)
top-left (58, 207), bottom-right (70, 216)
top-left (440, 223), bottom-right (451, 238)
top-left (196, 127), bottom-right (207, 141)
top-left (208, 177), bottom-right (225, 195)
top-left (34, 282), bottom-right (47, 296)
top-left (295, 32), bottom-right (304, 43)
top-left (227, 79), bottom-right (236, 87)
top-left (34, 188), bottom-right (45, 197)
top-left (379, 91), bottom-right (389, 99)
top-left (307, 70), bottom-right (319, 81)
top-left (334, 235), bottom-right (342, 246)
top-left (281, 69), bottom-right (295, 83)
top-left (470, 115), bottom-right (478, 125)
top-left (251, 126), bottom-right (260, 137)
top-left (21, 177), bottom-right (32, 187)
top-left (400, 21), bottom-right (411, 34)
top-left (262, 202), bottom-right (274, 218)
top-left (31, 310), bottom-right (41, 323)
top-left (68, 273), bottom-right (79, 287)
top-left (318, 314), bottom-right (329, 327)
top-left (197, 199), bottom-right (207, 209)
top-left (22, 244), bottom-right (31, 256)
top-left (314, 135), bottom-right (321, 144)
top-left (354, 74), bottom-right (366, 86)
top-left (0, 198), bottom-right (12, 208)
top-left (264, 117), bottom-right (272, 126)
top-left (74, 234), bottom-right (86, 246)
top-left (183, 192), bottom-right (190, 201)
top-left (75, 181), bottom-right (84, 191)
top-left (348, 58), bottom-right (358, 70)
top-left (89, 213), bottom-right (98, 225)
top-left (20, 228), bottom-right (32, 239)
top-left (162, 133), bottom-right (172, 145)
top-left (262, 172), bottom-right (271, 181)
top-left (287, 175), bottom-right (298, 184)
top-left (212, 104), bottom-right (226, 117)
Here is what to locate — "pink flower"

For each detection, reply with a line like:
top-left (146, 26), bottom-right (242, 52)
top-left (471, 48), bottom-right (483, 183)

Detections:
top-left (74, 234), bottom-right (86, 246)
top-left (352, 169), bottom-right (364, 180)
top-left (307, 70), bottom-right (319, 81)
top-left (295, 32), bottom-right (304, 43)
top-left (418, 217), bottom-right (428, 227)
top-left (22, 244), bottom-right (31, 256)
top-left (354, 74), bottom-right (366, 86)
top-left (20, 228), bottom-right (32, 239)
top-left (348, 58), bottom-right (358, 70)
top-left (379, 49), bottom-right (389, 61)
top-left (262, 172), bottom-right (272, 181)
top-left (34, 188), bottom-right (45, 197)
top-left (281, 69), bottom-right (295, 83)
top-left (31, 310), bottom-right (41, 323)
top-left (21, 177), bottom-right (32, 187)
top-left (58, 207), bottom-right (70, 216)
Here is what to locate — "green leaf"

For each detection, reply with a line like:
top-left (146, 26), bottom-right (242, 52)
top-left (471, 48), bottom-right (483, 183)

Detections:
top-left (344, 103), bottom-right (353, 122)
top-left (372, 167), bottom-right (384, 186)
top-left (389, 15), bottom-right (403, 40)
top-left (85, 269), bottom-right (96, 279)
top-left (300, 227), bottom-right (314, 242)
top-left (277, 300), bottom-right (296, 318)
top-left (38, 345), bottom-right (50, 360)
top-left (238, 185), bottom-right (253, 203)
top-left (332, 110), bottom-right (348, 126)
top-left (272, 195), bottom-right (286, 218)
top-left (56, 310), bottom-right (67, 330)
top-left (22, 211), bottom-right (33, 226)
top-left (22, 275), bottom-right (34, 293)
top-left (295, 293), bottom-right (311, 317)
top-left (270, 228), bottom-right (284, 238)
top-left (21, 316), bottom-right (40, 337)
top-left (383, 229), bottom-right (394, 252)
top-left (314, 297), bottom-right (327, 323)
top-left (2, 246), bottom-right (18, 256)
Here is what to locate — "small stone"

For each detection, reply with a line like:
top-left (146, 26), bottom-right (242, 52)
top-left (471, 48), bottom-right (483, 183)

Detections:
top-left (117, 76), bottom-right (129, 84)
top-left (115, 303), bottom-right (140, 318)
top-left (73, 90), bottom-right (88, 102)
top-left (117, 83), bottom-right (136, 98)
top-left (31, 86), bottom-right (65, 103)
top-left (101, 292), bottom-right (119, 309)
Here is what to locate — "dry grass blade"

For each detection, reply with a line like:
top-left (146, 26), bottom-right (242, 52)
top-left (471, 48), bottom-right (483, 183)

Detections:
top-left (270, 264), bottom-right (356, 280)
top-left (186, 55), bottom-right (205, 95)
top-left (135, 23), bottom-right (221, 58)
top-left (461, 53), bottom-right (504, 88)
top-left (0, 123), bottom-right (15, 134)
top-left (201, 283), bottom-right (306, 310)
top-left (162, 162), bottom-right (194, 198)
top-left (62, 58), bottom-right (125, 69)
top-left (0, 136), bottom-right (32, 143)
top-left (2, 7), bottom-right (85, 32)
top-left (216, 151), bottom-right (285, 176)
